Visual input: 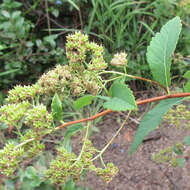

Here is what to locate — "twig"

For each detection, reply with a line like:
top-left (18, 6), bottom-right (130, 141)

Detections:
top-left (100, 71), bottom-right (168, 94)
top-left (56, 92), bottom-right (190, 130)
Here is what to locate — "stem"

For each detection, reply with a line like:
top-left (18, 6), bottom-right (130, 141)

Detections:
top-left (73, 121), bottom-right (91, 165)
top-left (56, 92), bottom-right (190, 130)
top-left (92, 111), bottom-right (131, 161)
top-left (100, 155), bottom-right (106, 168)
top-left (104, 76), bottom-right (123, 83)
top-left (78, 8), bottom-right (83, 29)
top-left (100, 70), bottom-right (168, 93)
top-left (15, 138), bottom-right (34, 149)
top-left (92, 72), bottom-right (109, 95)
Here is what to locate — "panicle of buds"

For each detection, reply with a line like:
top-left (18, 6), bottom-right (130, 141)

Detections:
top-left (110, 52), bottom-right (128, 67)
top-left (6, 84), bottom-right (40, 103)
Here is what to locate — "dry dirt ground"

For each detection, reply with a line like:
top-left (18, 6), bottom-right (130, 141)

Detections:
top-left (78, 102), bottom-right (190, 190)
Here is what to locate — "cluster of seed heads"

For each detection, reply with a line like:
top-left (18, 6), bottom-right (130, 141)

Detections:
top-left (46, 140), bottom-right (118, 185)
top-left (0, 142), bottom-right (24, 176)
top-left (152, 143), bottom-right (184, 167)
top-left (164, 104), bottom-right (190, 130)
top-left (0, 31), bottom-right (118, 183)
top-left (110, 52), bottom-right (128, 67)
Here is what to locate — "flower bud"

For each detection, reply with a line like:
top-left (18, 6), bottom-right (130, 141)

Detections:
top-left (110, 52), bottom-right (128, 66)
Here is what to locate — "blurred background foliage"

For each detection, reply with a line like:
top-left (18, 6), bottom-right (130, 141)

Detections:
top-left (0, 0), bottom-right (190, 103)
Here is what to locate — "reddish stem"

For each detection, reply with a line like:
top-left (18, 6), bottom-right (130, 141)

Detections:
top-left (56, 92), bottom-right (190, 130)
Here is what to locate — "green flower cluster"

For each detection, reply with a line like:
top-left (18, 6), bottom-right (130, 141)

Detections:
top-left (86, 42), bottom-right (107, 71)
top-left (20, 130), bottom-right (45, 157)
top-left (37, 65), bottom-right (72, 98)
top-left (152, 143), bottom-right (184, 167)
top-left (90, 162), bottom-right (118, 183)
top-left (66, 31), bottom-right (107, 72)
top-left (0, 142), bottom-right (24, 176)
top-left (4, 32), bottom-right (107, 102)
top-left (46, 147), bottom-right (81, 185)
top-left (164, 104), bottom-right (190, 129)
top-left (6, 84), bottom-right (40, 103)
top-left (46, 140), bottom-right (118, 185)
top-left (37, 64), bottom-right (101, 97)
top-left (0, 101), bottom-right (31, 127)
top-left (0, 32), bottom-right (110, 182)
top-left (0, 103), bottom-right (53, 162)
top-left (25, 105), bottom-right (53, 130)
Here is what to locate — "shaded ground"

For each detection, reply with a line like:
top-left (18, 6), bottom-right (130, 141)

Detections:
top-left (78, 103), bottom-right (190, 190)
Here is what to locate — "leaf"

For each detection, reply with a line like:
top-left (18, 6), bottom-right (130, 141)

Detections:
top-left (104, 97), bottom-right (136, 111)
top-left (129, 98), bottom-right (183, 155)
top-left (147, 17), bottom-right (182, 88)
top-left (44, 34), bottom-right (58, 47)
top-left (0, 69), bottom-right (19, 77)
top-left (74, 95), bottom-right (96, 110)
top-left (66, 0), bottom-right (79, 11)
top-left (51, 9), bottom-right (59, 17)
top-left (24, 166), bottom-right (37, 179)
top-left (96, 95), bottom-right (111, 101)
top-left (12, 11), bottom-right (21, 19)
top-left (63, 124), bottom-right (84, 152)
top-left (63, 179), bottom-right (76, 190)
top-left (1, 10), bottom-right (10, 18)
top-left (51, 93), bottom-right (63, 121)
top-left (177, 158), bottom-right (184, 167)
top-left (103, 81), bottom-right (137, 111)
top-left (183, 136), bottom-right (190, 146)
top-left (184, 81), bottom-right (190, 92)
top-left (184, 70), bottom-right (190, 79)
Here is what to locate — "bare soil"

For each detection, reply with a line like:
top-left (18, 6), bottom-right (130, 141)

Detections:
top-left (78, 103), bottom-right (190, 190)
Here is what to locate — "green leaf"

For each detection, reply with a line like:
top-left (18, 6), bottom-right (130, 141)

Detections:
top-left (51, 93), bottom-right (63, 121)
top-left (12, 11), bottom-right (21, 19)
top-left (63, 124), bottom-right (84, 152)
top-left (104, 97), bottom-right (136, 111)
top-left (20, 167), bottom-right (41, 189)
top-left (183, 136), bottom-right (190, 146)
top-left (1, 10), bottom-right (10, 18)
top-left (177, 158), bottom-right (184, 167)
top-left (66, 0), bottom-right (79, 10)
top-left (184, 81), bottom-right (190, 92)
top-left (24, 166), bottom-right (37, 179)
top-left (52, 9), bottom-right (59, 17)
top-left (147, 17), bottom-right (182, 88)
top-left (184, 70), bottom-right (190, 79)
top-left (74, 95), bottom-right (96, 110)
top-left (44, 34), bottom-right (58, 47)
top-left (129, 98), bottom-right (183, 155)
top-left (97, 95), bottom-right (111, 101)
top-left (103, 81), bottom-right (137, 111)
top-left (63, 179), bottom-right (76, 190)
top-left (0, 69), bottom-right (19, 77)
